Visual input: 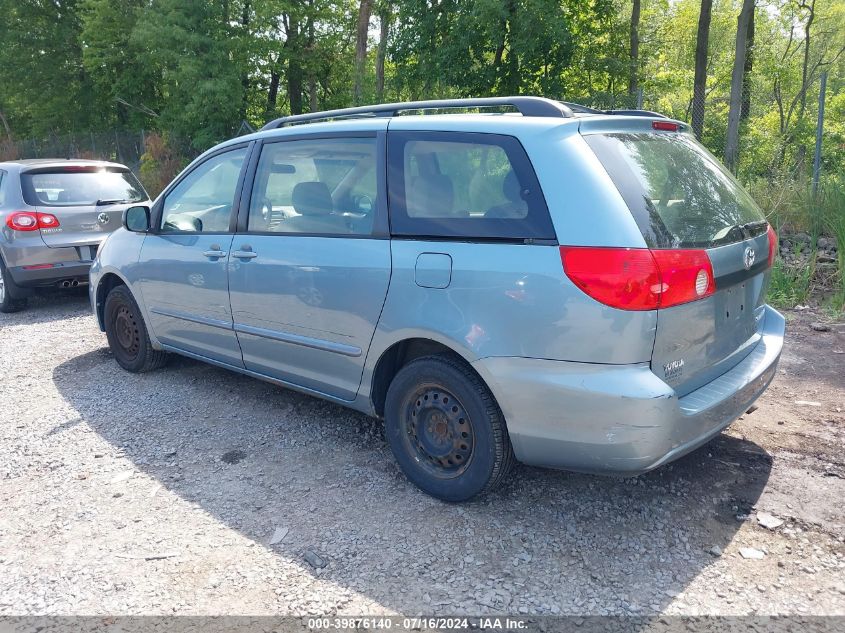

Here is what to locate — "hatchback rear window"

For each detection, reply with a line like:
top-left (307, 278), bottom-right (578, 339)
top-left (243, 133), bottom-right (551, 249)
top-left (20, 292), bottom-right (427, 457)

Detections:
top-left (21, 168), bottom-right (146, 207)
top-left (584, 132), bottom-right (767, 249)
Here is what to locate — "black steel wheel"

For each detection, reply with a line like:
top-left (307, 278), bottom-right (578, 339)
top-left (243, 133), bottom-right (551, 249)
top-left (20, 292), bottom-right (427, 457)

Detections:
top-left (404, 385), bottom-right (475, 478)
top-left (384, 354), bottom-right (515, 502)
top-left (104, 285), bottom-right (168, 372)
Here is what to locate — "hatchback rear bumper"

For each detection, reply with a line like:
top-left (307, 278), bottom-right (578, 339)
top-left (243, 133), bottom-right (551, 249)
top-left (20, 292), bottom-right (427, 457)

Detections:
top-left (8, 261), bottom-right (92, 287)
top-left (473, 305), bottom-right (785, 476)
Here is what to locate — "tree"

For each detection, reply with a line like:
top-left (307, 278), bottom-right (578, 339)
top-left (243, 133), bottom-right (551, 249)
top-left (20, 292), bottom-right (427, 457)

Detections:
top-left (133, 0), bottom-right (245, 148)
top-left (80, 0), bottom-right (161, 129)
top-left (376, 4), bottom-right (392, 101)
top-left (691, 0), bottom-right (713, 139)
top-left (740, 4), bottom-right (755, 121)
top-left (725, 0), bottom-right (755, 172)
top-left (629, 0), bottom-right (641, 101)
top-left (354, 0), bottom-right (374, 104)
top-left (0, 0), bottom-right (96, 137)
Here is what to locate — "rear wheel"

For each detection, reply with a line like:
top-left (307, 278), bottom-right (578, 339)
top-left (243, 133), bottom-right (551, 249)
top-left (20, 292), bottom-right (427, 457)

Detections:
top-left (0, 258), bottom-right (28, 313)
top-left (104, 285), bottom-right (168, 372)
top-left (384, 354), bottom-right (515, 502)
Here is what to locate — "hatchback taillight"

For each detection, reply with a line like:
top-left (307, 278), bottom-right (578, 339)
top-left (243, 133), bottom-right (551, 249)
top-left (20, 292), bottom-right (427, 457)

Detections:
top-left (560, 246), bottom-right (715, 311)
top-left (767, 224), bottom-right (777, 267)
top-left (5, 211), bottom-right (60, 231)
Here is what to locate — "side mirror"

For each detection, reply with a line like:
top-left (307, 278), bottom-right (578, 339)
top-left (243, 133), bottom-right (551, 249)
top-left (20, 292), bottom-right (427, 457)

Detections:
top-left (123, 205), bottom-right (151, 232)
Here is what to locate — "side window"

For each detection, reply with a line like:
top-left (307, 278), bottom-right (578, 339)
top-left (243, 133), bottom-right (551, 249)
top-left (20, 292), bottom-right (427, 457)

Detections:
top-left (0, 170), bottom-right (5, 206)
top-left (248, 137), bottom-right (377, 236)
top-left (387, 131), bottom-right (555, 240)
top-left (160, 147), bottom-right (247, 233)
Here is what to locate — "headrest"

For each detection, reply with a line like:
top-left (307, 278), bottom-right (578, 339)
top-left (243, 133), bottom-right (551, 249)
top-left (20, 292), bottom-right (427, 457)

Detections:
top-left (502, 171), bottom-right (522, 203)
top-left (292, 181), bottom-right (333, 216)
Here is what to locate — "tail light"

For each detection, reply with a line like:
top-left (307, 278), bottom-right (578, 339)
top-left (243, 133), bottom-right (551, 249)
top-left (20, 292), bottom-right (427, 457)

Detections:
top-left (766, 224), bottom-right (777, 267)
top-left (560, 246), bottom-right (714, 311)
top-left (652, 120), bottom-right (680, 132)
top-left (5, 211), bottom-right (60, 231)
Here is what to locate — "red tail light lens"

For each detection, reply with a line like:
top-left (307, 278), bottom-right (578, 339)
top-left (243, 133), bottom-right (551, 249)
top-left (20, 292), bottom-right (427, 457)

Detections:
top-left (6, 211), bottom-right (40, 231)
top-left (560, 247), bottom-right (714, 311)
top-left (650, 249), bottom-right (714, 308)
top-left (37, 212), bottom-right (60, 229)
top-left (5, 211), bottom-right (61, 231)
top-left (766, 224), bottom-right (777, 267)
top-left (652, 120), bottom-right (679, 132)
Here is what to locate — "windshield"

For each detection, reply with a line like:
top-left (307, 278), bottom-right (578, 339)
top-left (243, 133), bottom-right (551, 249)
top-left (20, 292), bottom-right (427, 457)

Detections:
top-left (584, 132), bottom-right (766, 249)
top-left (21, 168), bottom-right (147, 207)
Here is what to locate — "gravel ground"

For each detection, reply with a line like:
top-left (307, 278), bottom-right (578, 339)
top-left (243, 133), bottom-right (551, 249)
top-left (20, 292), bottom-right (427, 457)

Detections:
top-left (1, 289), bottom-right (844, 617)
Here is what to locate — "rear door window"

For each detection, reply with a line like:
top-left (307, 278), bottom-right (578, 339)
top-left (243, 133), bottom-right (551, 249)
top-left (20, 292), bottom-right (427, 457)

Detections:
top-left (387, 131), bottom-right (555, 240)
top-left (20, 168), bottom-right (146, 207)
top-left (584, 132), bottom-right (767, 248)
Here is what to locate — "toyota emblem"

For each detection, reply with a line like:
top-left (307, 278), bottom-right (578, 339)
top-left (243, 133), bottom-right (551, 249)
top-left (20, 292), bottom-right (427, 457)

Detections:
top-left (97, 212), bottom-right (110, 225)
top-left (744, 246), bottom-right (756, 270)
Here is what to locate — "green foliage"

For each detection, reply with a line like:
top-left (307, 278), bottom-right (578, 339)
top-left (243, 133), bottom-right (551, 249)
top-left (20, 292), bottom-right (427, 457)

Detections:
top-left (138, 132), bottom-right (188, 199)
top-left (768, 257), bottom-right (814, 309)
top-left (0, 0), bottom-right (97, 136)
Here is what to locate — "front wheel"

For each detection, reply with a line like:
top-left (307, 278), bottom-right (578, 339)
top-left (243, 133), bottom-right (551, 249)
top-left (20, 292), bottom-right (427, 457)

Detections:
top-left (104, 285), bottom-right (168, 372)
top-left (384, 355), bottom-right (515, 502)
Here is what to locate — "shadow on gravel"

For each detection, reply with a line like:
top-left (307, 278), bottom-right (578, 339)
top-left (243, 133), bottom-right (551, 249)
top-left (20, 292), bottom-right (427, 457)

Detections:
top-left (0, 287), bottom-right (90, 327)
top-left (53, 347), bottom-right (772, 616)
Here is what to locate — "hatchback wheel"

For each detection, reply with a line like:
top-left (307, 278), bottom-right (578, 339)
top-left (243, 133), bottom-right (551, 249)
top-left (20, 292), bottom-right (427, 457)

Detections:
top-left (104, 285), bottom-right (168, 372)
top-left (384, 354), bottom-right (515, 502)
top-left (0, 258), bottom-right (28, 313)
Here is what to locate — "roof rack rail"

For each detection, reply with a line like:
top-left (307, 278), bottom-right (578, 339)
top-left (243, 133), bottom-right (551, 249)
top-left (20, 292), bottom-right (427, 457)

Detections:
top-left (560, 102), bottom-right (604, 115)
top-left (260, 97), bottom-right (574, 130)
top-left (605, 109), bottom-right (668, 118)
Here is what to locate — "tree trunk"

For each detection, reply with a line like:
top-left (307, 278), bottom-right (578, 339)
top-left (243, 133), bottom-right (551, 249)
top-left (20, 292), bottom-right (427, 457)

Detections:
top-left (740, 4), bottom-right (754, 122)
top-left (266, 70), bottom-right (280, 117)
top-left (503, 0), bottom-right (519, 94)
top-left (285, 17), bottom-right (303, 115)
top-left (240, 1), bottom-right (251, 123)
top-left (797, 0), bottom-right (816, 120)
top-left (376, 8), bottom-right (390, 101)
top-left (309, 78), bottom-right (317, 111)
top-left (288, 64), bottom-right (303, 115)
top-left (724, 0), bottom-right (755, 173)
top-left (628, 0), bottom-right (641, 101)
top-left (354, 0), bottom-right (373, 105)
top-left (691, 0), bottom-right (713, 140)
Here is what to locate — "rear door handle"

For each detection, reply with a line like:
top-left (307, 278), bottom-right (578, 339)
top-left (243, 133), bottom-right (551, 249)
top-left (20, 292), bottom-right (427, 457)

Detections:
top-left (232, 249), bottom-right (257, 259)
top-left (203, 245), bottom-right (227, 259)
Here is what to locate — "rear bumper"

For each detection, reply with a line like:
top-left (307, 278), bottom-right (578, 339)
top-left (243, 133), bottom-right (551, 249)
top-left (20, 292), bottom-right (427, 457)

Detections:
top-left (472, 305), bottom-right (785, 476)
top-left (7, 261), bottom-right (92, 286)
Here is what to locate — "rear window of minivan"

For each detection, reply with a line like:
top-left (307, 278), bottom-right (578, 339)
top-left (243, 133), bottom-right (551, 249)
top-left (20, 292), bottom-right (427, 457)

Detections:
top-left (585, 132), bottom-right (767, 249)
top-left (388, 131), bottom-right (555, 241)
top-left (21, 168), bottom-right (146, 207)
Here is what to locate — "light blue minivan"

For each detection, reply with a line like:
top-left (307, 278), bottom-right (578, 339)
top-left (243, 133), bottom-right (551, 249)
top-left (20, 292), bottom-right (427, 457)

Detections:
top-left (90, 97), bottom-right (784, 501)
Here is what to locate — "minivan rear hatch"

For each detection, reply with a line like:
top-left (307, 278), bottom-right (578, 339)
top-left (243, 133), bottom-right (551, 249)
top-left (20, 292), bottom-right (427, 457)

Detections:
top-left (20, 166), bottom-right (147, 248)
top-left (584, 127), bottom-right (774, 396)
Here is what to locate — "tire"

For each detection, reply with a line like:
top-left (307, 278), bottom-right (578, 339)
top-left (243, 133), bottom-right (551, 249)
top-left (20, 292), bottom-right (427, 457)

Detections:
top-left (0, 257), bottom-right (28, 313)
top-left (384, 354), bottom-right (515, 502)
top-left (104, 285), bottom-right (168, 373)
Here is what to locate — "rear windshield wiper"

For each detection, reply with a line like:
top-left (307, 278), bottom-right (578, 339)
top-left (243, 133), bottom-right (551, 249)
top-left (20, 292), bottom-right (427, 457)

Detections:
top-left (96, 198), bottom-right (135, 206)
top-left (724, 220), bottom-right (768, 240)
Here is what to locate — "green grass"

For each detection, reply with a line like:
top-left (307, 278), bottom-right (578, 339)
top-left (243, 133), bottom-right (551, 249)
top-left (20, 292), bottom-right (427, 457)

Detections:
top-left (751, 174), bottom-right (845, 315)
top-left (768, 258), bottom-right (814, 309)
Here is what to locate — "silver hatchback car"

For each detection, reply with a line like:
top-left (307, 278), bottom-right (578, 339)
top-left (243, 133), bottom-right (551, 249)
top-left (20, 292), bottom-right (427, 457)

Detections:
top-left (0, 159), bottom-right (149, 312)
top-left (90, 97), bottom-right (784, 501)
